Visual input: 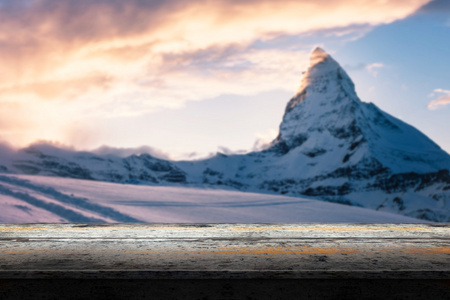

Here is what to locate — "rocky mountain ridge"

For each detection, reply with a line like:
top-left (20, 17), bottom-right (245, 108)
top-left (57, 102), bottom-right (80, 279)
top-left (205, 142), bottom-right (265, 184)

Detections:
top-left (1, 48), bottom-right (449, 221)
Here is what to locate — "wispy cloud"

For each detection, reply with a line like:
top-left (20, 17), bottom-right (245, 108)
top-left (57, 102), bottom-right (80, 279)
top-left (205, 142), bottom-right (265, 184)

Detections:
top-left (427, 89), bottom-right (450, 110)
top-left (252, 129), bottom-right (279, 151)
top-left (0, 0), bottom-right (431, 148)
top-left (365, 63), bottom-right (385, 77)
top-left (92, 145), bottom-right (171, 160)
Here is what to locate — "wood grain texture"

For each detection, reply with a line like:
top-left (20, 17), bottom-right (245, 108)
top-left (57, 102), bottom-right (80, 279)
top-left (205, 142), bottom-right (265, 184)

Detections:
top-left (0, 223), bottom-right (448, 280)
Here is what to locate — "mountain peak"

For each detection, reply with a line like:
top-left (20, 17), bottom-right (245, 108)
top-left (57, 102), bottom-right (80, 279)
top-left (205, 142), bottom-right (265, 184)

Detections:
top-left (295, 47), bottom-right (352, 97)
top-left (310, 47), bottom-right (329, 65)
top-left (272, 47), bottom-right (360, 150)
top-left (312, 46), bottom-right (326, 53)
top-left (270, 46), bottom-right (448, 171)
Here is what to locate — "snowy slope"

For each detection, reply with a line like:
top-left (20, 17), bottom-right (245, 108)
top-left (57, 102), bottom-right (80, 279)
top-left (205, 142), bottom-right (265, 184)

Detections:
top-left (0, 174), bottom-right (422, 223)
top-left (0, 48), bottom-right (449, 221)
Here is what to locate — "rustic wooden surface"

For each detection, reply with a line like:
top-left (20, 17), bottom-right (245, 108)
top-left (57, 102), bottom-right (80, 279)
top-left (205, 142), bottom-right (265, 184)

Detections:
top-left (0, 223), bottom-right (449, 280)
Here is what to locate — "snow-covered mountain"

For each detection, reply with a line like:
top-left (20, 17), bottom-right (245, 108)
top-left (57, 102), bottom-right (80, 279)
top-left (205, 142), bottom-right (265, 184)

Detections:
top-left (1, 48), bottom-right (449, 221)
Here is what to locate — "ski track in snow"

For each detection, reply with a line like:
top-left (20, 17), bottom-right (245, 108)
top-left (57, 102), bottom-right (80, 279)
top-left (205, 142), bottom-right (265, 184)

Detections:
top-left (0, 175), bottom-right (141, 222)
top-left (0, 184), bottom-right (103, 223)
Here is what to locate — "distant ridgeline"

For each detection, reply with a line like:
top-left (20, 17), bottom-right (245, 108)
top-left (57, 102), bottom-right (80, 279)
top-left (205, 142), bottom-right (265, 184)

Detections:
top-left (1, 48), bottom-right (449, 221)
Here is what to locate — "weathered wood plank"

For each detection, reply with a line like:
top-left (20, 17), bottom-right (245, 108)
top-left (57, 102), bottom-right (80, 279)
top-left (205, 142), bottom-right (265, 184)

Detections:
top-left (0, 223), bottom-right (448, 280)
top-left (0, 224), bottom-right (449, 299)
top-left (1, 223), bottom-right (448, 238)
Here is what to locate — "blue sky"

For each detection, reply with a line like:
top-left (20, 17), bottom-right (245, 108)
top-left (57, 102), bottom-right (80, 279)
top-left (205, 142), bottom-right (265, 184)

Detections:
top-left (0, 0), bottom-right (448, 159)
top-left (336, 5), bottom-right (450, 156)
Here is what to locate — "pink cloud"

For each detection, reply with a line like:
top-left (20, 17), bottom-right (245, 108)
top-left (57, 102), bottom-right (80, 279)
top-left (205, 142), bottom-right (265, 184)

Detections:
top-left (366, 63), bottom-right (385, 77)
top-left (427, 89), bottom-right (450, 110)
top-left (0, 0), bottom-right (432, 148)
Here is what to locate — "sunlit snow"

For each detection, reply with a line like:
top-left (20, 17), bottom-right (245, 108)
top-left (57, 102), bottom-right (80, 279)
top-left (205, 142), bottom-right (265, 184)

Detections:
top-left (0, 174), bottom-right (421, 223)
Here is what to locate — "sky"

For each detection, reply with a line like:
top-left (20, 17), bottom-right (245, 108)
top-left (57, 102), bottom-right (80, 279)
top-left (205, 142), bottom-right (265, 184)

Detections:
top-left (0, 0), bottom-right (448, 160)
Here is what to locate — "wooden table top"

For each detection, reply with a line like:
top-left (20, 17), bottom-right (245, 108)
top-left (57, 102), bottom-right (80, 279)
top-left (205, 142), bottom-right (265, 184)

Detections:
top-left (0, 223), bottom-right (448, 279)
